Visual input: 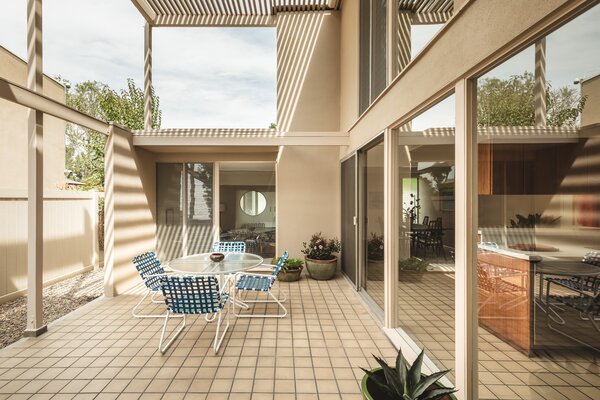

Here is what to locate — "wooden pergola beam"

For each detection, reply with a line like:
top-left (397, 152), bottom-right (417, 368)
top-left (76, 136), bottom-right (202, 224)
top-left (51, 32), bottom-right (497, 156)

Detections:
top-left (154, 14), bottom-right (276, 26)
top-left (0, 76), bottom-right (110, 134)
top-left (411, 11), bottom-right (452, 24)
top-left (131, 0), bottom-right (157, 24)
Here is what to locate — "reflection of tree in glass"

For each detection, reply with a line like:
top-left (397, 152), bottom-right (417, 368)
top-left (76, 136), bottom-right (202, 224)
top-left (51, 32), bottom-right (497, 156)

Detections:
top-left (477, 71), bottom-right (586, 127)
top-left (187, 164), bottom-right (213, 220)
top-left (420, 165), bottom-right (453, 193)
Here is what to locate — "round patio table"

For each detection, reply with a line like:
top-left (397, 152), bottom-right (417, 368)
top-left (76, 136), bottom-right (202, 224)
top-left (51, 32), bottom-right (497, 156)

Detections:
top-left (166, 252), bottom-right (264, 275)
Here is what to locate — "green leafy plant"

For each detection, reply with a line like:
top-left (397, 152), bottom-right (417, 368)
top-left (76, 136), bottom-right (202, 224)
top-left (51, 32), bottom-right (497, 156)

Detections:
top-left (403, 193), bottom-right (421, 224)
top-left (368, 233), bottom-right (384, 260)
top-left (301, 232), bottom-right (341, 260)
top-left (361, 349), bottom-right (456, 400)
top-left (509, 213), bottom-right (560, 228)
top-left (274, 257), bottom-right (303, 271)
top-left (399, 257), bottom-right (429, 273)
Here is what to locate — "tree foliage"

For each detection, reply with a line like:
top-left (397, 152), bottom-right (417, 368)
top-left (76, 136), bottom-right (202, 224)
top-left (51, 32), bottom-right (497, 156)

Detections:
top-left (61, 78), bottom-right (162, 190)
top-left (477, 71), bottom-right (586, 128)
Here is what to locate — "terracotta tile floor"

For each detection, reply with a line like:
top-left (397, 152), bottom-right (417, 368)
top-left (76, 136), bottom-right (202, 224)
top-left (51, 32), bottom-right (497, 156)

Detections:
top-left (0, 275), bottom-right (398, 400)
top-left (365, 273), bottom-right (600, 400)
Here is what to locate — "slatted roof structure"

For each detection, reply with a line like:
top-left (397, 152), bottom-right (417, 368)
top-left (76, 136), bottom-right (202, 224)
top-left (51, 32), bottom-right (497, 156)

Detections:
top-left (399, 0), bottom-right (453, 14)
top-left (132, 0), bottom-right (343, 26)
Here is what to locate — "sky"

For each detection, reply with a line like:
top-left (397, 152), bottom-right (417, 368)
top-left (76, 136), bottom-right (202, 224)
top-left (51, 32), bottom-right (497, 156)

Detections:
top-left (0, 0), bottom-right (277, 129)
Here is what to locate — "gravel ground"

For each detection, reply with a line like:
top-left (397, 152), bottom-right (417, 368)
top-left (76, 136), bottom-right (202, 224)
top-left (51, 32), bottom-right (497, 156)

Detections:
top-left (0, 269), bottom-right (104, 349)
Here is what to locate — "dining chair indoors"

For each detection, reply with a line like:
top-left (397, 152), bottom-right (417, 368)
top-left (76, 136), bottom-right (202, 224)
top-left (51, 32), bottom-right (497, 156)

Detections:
top-left (232, 251), bottom-right (289, 318)
top-left (212, 241), bottom-right (246, 253)
top-left (131, 251), bottom-right (167, 319)
top-left (158, 275), bottom-right (230, 354)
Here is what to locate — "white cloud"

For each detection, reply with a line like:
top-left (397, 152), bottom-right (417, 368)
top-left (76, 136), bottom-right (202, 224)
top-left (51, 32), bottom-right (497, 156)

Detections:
top-left (0, 0), bottom-right (277, 129)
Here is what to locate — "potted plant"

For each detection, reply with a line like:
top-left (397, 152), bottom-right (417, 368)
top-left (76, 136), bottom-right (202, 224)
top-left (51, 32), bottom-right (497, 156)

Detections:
top-left (398, 257), bottom-right (428, 282)
top-left (301, 232), bottom-right (341, 280)
top-left (367, 233), bottom-right (385, 280)
top-left (367, 233), bottom-right (384, 261)
top-left (361, 348), bottom-right (457, 400)
top-left (275, 257), bottom-right (304, 282)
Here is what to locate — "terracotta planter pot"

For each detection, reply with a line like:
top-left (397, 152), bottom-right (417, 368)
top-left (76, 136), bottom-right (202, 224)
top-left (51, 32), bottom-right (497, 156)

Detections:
top-left (277, 267), bottom-right (303, 282)
top-left (361, 368), bottom-right (456, 400)
top-left (305, 257), bottom-right (337, 280)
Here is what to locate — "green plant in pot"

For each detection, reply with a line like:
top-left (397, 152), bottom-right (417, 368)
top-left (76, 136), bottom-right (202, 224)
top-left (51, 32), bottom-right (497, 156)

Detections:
top-left (361, 348), bottom-right (457, 400)
top-left (275, 257), bottom-right (304, 282)
top-left (398, 257), bottom-right (428, 282)
top-left (367, 233), bottom-right (384, 262)
top-left (301, 232), bottom-right (341, 280)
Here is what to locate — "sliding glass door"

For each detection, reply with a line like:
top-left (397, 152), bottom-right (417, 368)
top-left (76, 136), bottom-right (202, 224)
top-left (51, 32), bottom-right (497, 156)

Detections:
top-left (341, 155), bottom-right (358, 286)
top-left (156, 163), bottom-right (214, 261)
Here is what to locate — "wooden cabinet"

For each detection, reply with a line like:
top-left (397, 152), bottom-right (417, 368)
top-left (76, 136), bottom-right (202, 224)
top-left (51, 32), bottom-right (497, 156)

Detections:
top-left (478, 143), bottom-right (580, 195)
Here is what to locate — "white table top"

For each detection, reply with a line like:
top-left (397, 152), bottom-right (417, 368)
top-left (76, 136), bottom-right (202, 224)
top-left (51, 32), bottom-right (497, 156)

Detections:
top-left (166, 252), bottom-right (264, 275)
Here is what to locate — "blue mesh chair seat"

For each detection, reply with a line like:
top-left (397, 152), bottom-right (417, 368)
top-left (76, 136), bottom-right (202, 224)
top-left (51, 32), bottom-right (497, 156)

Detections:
top-left (213, 241), bottom-right (246, 253)
top-left (232, 251), bottom-right (289, 318)
top-left (236, 275), bottom-right (275, 292)
top-left (158, 275), bottom-right (230, 354)
top-left (131, 252), bottom-right (167, 318)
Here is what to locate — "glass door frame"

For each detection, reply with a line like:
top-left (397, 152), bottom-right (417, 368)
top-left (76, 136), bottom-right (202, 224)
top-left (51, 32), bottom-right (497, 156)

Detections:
top-left (340, 152), bottom-right (359, 290)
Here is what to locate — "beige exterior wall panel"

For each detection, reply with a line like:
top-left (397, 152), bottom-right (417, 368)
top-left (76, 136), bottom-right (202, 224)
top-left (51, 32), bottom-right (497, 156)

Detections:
top-left (342, 0), bottom-right (580, 156)
top-left (277, 12), bottom-right (340, 133)
top-left (105, 126), bottom-right (156, 296)
top-left (339, 0), bottom-right (359, 133)
top-left (0, 46), bottom-right (66, 190)
top-left (276, 146), bottom-right (340, 259)
top-left (581, 74), bottom-right (600, 127)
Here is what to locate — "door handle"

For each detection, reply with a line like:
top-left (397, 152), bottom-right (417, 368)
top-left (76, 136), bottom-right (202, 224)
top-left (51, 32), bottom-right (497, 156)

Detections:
top-left (353, 216), bottom-right (357, 226)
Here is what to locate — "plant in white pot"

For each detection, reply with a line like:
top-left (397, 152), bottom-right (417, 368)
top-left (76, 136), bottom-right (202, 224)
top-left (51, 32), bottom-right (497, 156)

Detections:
top-left (301, 232), bottom-right (341, 280)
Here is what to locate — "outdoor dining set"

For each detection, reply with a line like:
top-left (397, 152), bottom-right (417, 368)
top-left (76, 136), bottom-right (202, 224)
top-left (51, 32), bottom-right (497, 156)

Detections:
top-left (131, 242), bottom-right (288, 354)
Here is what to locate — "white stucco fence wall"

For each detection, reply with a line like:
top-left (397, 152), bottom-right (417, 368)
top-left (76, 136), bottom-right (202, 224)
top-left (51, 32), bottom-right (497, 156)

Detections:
top-left (0, 190), bottom-right (101, 303)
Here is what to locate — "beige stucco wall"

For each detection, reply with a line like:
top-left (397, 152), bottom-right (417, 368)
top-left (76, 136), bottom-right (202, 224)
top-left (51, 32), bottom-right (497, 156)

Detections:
top-left (277, 11), bottom-right (340, 133)
top-left (581, 74), bottom-right (600, 127)
top-left (339, 0), bottom-right (359, 133)
top-left (276, 146), bottom-right (340, 260)
top-left (339, 0), bottom-right (581, 156)
top-left (105, 125), bottom-right (156, 296)
top-left (0, 46), bottom-right (66, 190)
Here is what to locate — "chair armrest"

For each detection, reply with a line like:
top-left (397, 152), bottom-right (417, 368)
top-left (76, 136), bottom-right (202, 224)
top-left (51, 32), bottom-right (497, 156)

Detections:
top-left (235, 271), bottom-right (275, 279)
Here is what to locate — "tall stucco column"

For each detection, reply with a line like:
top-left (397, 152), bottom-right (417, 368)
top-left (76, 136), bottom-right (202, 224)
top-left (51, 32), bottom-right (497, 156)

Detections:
top-left (144, 22), bottom-right (153, 130)
top-left (24, 0), bottom-right (46, 337)
top-left (534, 38), bottom-right (547, 127)
top-left (454, 79), bottom-right (478, 400)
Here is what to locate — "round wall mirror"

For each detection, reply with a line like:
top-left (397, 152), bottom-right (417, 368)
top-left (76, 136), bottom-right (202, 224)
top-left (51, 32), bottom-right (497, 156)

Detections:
top-left (240, 191), bottom-right (267, 216)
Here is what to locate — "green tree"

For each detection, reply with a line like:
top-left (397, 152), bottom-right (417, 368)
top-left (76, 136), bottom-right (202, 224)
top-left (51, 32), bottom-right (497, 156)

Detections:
top-left (61, 78), bottom-right (162, 190)
top-left (477, 71), bottom-right (586, 127)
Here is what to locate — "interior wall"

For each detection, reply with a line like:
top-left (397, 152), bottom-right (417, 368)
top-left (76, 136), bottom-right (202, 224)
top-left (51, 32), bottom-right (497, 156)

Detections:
top-left (277, 11), bottom-right (341, 132)
top-left (276, 146), bottom-right (340, 259)
top-left (105, 125), bottom-right (156, 296)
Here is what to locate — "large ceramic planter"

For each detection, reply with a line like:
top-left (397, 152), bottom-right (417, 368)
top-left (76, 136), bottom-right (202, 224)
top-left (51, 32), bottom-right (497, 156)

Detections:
top-left (277, 267), bottom-right (303, 282)
top-left (305, 257), bottom-right (337, 280)
top-left (361, 368), bottom-right (456, 400)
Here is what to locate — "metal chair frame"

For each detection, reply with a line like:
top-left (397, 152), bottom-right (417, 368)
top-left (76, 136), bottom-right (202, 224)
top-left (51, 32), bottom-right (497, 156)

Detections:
top-left (158, 275), bottom-right (230, 354)
top-left (132, 251), bottom-right (167, 319)
top-left (232, 251), bottom-right (289, 318)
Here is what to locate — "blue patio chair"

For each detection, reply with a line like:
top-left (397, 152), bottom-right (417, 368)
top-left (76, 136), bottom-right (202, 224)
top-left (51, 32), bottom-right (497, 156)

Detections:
top-left (158, 275), bottom-right (230, 354)
top-left (232, 251), bottom-right (289, 318)
top-left (132, 251), bottom-right (166, 319)
top-left (213, 241), bottom-right (246, 253)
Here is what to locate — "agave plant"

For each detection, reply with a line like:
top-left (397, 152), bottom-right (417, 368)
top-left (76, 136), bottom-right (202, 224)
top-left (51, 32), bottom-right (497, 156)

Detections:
top-left (361, 349), bottom-right (456, 400)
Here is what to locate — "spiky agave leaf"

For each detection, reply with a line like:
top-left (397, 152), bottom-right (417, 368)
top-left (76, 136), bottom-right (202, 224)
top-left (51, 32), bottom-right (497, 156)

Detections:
top-left (395, 350), bottom-right (408, 396)
top-left (412, 370), bottom-right (452, 399)
top-left (360, 367), bottom-right (398, 399)
top-left (407, 349), bottom-right (425, 392)
top-left (420, 387), bottom-right (458, 400)
top-left (374, 355), bottom-right (403, 396)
